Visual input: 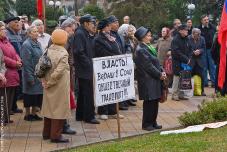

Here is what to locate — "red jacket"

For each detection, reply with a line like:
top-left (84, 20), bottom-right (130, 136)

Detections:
top-left (0, 38), bottom-right (20, 87)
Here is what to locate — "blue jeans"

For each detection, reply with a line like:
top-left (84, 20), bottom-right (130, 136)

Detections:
top-left (203, 48), bottom-right (216, 85)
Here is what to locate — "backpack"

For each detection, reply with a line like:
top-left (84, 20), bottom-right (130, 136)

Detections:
top-left (35, 48), bottom-right (52, 78)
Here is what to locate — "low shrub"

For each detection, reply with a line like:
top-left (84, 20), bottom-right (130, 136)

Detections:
top-left (179, 96), bottom-right (227, 127)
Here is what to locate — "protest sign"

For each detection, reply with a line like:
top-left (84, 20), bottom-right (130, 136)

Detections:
top-left (93, 54), bottom-right (135, 107)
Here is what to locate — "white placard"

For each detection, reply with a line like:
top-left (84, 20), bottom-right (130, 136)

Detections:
top-left (93, 54), bottom-right (135, 107)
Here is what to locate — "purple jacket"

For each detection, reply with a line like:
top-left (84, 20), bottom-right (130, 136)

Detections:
top-left (0, 38), bottom-right (20, 87)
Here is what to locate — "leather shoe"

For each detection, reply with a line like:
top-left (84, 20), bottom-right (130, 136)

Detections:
top-left (24, 115), bottom-right (34, 121)
top-left (32, 114), bottom-right (43, 121)
top-left (153, 123), bottom-right (162, 129)
top-left (43, 136), bottom-right (50, 140)
top-left (201, 92), bottom-right (206, 96)
top-left (179, 97), bottom-right (189, 100)
top-left (51, 137), bottom-right (69, 143)
top-left (119, 106), bottom-right (128, 110)
top-left (127, 101), bottom-right (136, 106)
top-left (142, 126), bottom-right (155, 131)
top-left (85, 118), bottom-right (100, 124)
top-left (4, 120), bottom-right (14, 123)
top-left (62, 127), bottom-right (76, 135)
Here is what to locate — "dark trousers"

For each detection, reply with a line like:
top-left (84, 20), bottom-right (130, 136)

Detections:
top-left (98, 104), bottom-right (116, 115)
top-left (76, 78), bottom-right (95, 121)
top-left (192, 65), bottom-right (204, 92)
top-left (43, 117), bottom-right (64, 140)
top-left (0, 87), bottom-right (16, 122)
top-left (142, 100), bottom-right (159, 128)
top-left (12, 71), bottom-right (23, 111)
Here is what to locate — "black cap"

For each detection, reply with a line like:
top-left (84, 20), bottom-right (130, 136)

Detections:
top-left (134, 26), bottom-right (150, 41)
top-left (178, 24), bottom-right (188, 31)
top-left (4, 16), bottom-right (20, 24)
top-left (97, 19), bottom-right (109, 30)
top-left (79, 14), bottom-right (96, 24)
top-left (106, 15), bottom-right (118, 24)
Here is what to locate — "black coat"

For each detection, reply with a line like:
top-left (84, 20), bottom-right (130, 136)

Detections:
top-left (198, 23), bottom-right (216, 49)
top-left (171, 33), bottom-right (191, 75)
top-left (111, 31), bottom-right (126, 54)
top-left (188, 35), bottom-right (206, 68)
top-left (73, 26), bottom-right (94, 80)
top-left (94, 32), bottom-right (121, 57)
top-left (211, 32), bottom-right (220, 65)
top-left (134, 43), bottom-right (162, 101)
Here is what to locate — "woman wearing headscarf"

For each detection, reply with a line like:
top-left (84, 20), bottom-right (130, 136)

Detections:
top-left (0, 21), bottom-right (19, 124)
top-left (21, 26), bottom-right (43, 121)
top-left (94, 19), bottom-right (124, 120)
top-left (41, 29), bottom-right (71, 143)
top-left (156, 27), bottom-right (172, 66)
top-left (134, 27), bottom-right (166, 131)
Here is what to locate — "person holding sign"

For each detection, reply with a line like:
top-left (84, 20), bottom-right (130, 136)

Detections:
top-left (73, 14), bottom-right (100, 124)
top-left (134, 27), bottom-right (166, 131)
top-left (94, 19), bottom-right (124, 120)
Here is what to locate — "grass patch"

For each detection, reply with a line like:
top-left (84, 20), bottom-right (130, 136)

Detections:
top-left (63, 126), bottom-right (227, 152)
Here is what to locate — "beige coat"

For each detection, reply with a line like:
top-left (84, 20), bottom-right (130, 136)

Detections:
top-left (41, 44), bottom-right (71, 119)
top-left (156, 37), bottom-right (172, 66)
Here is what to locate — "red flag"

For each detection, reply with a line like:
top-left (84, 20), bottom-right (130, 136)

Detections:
top-left (37, 0), bottom-right (43, 19)
top-left (218, 0), bottom-right (227, 89)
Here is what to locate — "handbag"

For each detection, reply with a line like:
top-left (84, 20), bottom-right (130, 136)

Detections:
top-left (160, 79), bottom-right (169, 103)
top-left (35, 48), bottom-right (52, 78)
top-left (164, 57), bottom-right (173, 75)
top-left (179, 70), bottom-right (192, 90)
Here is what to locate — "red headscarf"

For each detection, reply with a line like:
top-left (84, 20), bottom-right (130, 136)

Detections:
top-left (162, 27), bottom-right (170, 39)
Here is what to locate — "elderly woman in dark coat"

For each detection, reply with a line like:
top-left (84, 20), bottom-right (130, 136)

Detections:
top-left (134, 27), bottom-right (167, 131)
top-left (188, 28), bottom-right (206, 96)
top-left (21, 26), bottom-right (43, 121)
top-left (94, 19), bottom-right (124, 120)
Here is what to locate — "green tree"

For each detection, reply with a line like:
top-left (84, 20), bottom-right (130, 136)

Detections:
top-left (81, 4), bottom-right (105, 20)
top-left (45, 6), bottom-right (64, 21)
top-left (107, 0), bottom-right (222, 33)
top-left (0, 0), bottom-right (15, 20)
top-left (15, 0), bottom-right (37, 19)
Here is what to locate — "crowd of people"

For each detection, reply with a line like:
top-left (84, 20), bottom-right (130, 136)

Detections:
top-left (0, 13), bottom-right (223, 143)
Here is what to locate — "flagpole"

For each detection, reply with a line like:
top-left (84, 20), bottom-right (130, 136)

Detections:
top-left (43, 0), bottom-right (46, 32)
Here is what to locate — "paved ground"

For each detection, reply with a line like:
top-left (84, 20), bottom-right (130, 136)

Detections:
top-left (0, 88), bottom-right (214, 152)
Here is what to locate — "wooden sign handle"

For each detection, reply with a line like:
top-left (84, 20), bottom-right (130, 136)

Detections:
top-left (116, 102), bottom-right (121, 139)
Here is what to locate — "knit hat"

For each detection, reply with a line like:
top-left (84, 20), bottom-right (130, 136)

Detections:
top-left (97, 19), bottom-right (109, 30)
top-left (178, 24), bottom-right (188, 31)
top-left (106, 15), bottom-right (118, 24)
top-left (51, 29), bottom-right (68, 46)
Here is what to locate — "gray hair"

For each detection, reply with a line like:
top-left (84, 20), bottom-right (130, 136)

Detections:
top-left (32, 19), bottom-right (43, 27)
top-left (0, 21), bottom-right (5, 28)
top-left (61, 18), bottom-right (75, 29)
top-left (192, 28), bottom-right (201, 35)
top-left (27, 25), bottom-right (37, 35)
top-left (118, 24), bottom-right (136, 37)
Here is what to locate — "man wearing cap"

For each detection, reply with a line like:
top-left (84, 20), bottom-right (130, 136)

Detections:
top-left (73, 14), bottom-right (100, 124)
top-left (107, 15), bottom-right (129, 110)
top-left (4, 16), bottom-right (24, 113)
top-left (32, 19), bottom-right (51, 52)
top-left (171, 24), bottom-right (191, 101)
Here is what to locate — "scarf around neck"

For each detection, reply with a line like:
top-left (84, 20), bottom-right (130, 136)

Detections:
top-left (103, 32), bottom-right (116, 42)
top-left (144, 43), bottom-right (157, 57)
